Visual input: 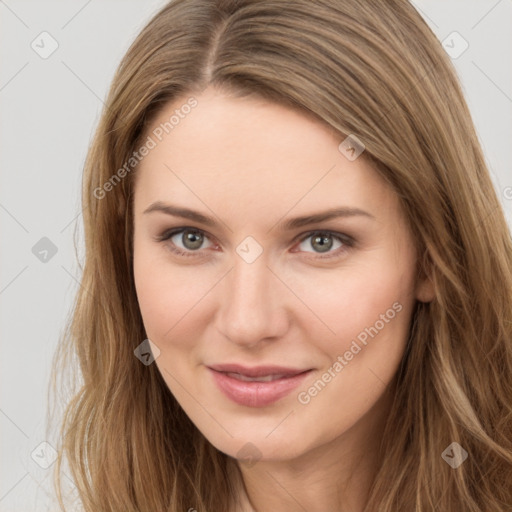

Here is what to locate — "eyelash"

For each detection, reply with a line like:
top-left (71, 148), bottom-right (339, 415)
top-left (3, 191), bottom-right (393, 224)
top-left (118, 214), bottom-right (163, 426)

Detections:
top-left (155, 227), bottom-right (355, 261)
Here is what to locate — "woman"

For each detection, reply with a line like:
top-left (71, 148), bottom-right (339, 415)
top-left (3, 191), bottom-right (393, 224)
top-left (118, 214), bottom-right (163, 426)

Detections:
top-left (49, 0), bottom-right (512, 510)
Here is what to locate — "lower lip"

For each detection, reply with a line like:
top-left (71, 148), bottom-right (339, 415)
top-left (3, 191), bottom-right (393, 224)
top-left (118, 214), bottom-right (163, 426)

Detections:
top-left (208, 368), bottom-right (312, 407)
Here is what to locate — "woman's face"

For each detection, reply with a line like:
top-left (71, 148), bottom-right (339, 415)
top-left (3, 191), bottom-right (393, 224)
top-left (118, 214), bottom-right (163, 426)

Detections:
top-left (132, 87), bottom-right (432, 463)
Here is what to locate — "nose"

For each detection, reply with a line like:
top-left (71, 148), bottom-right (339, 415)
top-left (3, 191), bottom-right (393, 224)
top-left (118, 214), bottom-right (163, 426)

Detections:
top-left (215, 254), bottom-right (290, 348)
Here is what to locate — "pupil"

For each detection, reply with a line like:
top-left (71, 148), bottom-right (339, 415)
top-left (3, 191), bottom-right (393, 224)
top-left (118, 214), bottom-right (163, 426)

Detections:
top-left (312, 234), bottom-right (332, 253)
top-left (183, 230), bottom-right (203, 250)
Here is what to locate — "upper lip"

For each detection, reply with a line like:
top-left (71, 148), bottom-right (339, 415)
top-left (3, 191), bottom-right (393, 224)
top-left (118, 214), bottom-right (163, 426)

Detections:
top-left (208, 363), bottom-right (312, 378)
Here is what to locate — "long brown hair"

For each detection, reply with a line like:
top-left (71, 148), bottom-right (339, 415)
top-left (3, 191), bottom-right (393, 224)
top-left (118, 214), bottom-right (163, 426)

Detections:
top-left (48, 0), bottom-right (512, 510)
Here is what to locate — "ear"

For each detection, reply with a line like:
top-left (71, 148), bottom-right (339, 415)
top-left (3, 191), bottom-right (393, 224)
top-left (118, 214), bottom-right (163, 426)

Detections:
top-left (415, 252), bottom-right (435, 303)
top-left (415, 274), bottom-right (435, 302)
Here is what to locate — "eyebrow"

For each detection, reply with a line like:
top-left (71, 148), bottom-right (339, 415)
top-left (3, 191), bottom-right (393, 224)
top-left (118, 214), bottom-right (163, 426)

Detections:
top-left (143, 201), bottom-right (375, 231)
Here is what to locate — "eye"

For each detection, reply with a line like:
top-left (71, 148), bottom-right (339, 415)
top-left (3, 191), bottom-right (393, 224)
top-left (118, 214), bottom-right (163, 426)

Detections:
top-left (155, 227), bottom-right (354, 261)
top-left (293, 231), bottom-right (353, 259)
top-left (156, 227), bottom-right (215, 258)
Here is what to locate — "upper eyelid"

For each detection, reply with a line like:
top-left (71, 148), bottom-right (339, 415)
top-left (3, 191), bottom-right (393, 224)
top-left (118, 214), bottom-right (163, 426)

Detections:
top-left (158, 226), bottom-right (216, 243)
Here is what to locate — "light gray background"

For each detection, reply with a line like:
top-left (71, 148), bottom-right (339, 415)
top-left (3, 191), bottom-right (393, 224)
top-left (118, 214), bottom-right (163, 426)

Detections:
top-left (1, 1), bottom-right (511, 510)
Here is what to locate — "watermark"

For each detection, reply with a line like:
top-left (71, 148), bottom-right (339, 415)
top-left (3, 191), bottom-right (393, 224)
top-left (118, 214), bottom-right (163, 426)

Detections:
top-left (338, 134), bottom-right (365, 161)
top-left (237, 442), bottom-right (262, 467)
top-left (30, 441), bottom-right (58, 469)
top-left (503, 186), bottom-right (512, 201)
top-left (134, 338), bottom-right (161, 365)
top-left (441, 442), bottom-right (468, 468)
top-left (236, 235), bottom-right (264, 264)
top-left (93, 96), bottom-right (198, 200)
top-left (32, 236), bottom-right (58, 263)
top-left (442, 31), bottom-right (469, 60)
top-left (297, 301), bottom-right (403, 405)
top-left (31, 31), bottom-right (59, 59)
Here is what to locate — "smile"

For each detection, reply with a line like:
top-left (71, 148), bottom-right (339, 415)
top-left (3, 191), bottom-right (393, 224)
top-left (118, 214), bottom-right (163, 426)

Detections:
top-left (207, 364), bottom-right (313, 407)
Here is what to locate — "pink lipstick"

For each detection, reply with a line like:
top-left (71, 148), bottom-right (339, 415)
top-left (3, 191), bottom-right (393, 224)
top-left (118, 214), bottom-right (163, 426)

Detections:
top-left (208, 364), bottom-right (313, 407)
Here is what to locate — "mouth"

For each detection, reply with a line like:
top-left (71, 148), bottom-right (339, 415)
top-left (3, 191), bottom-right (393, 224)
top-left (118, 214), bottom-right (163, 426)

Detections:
top-left (222, 372), bottom-right (295, 382)
top-left (207, 364), bottom-right (313, 407)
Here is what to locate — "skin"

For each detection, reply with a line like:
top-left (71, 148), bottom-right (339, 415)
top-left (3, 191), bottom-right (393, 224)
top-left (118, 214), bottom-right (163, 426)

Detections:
top-left (132, 86), bottom-right (434, 512)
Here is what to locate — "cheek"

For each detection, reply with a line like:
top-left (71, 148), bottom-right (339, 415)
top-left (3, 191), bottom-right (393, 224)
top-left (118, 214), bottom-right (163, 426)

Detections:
top-left (133, 248), bottom-right (215, 422)
top-left (133, 244), bottom-right (188, 343)
top-left (284, 256), bottom-right (415, 356)
top-left (133, 244), bottom-right (219, 355)
top-left (293, 267), bottom-right (414, 432)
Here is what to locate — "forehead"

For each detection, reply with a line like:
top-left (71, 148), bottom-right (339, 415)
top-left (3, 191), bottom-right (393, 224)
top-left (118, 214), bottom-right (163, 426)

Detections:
top-left (134, 89), bottom-right (395, 220)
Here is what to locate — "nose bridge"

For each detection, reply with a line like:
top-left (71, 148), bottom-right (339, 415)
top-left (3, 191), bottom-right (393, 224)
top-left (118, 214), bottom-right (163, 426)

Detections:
top-left (216, 253), bottom-right (287, 346)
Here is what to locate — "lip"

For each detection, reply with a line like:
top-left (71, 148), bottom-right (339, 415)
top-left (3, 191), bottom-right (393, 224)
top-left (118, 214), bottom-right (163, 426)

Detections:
top-left (207, 364), bottom-right (313, 407)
